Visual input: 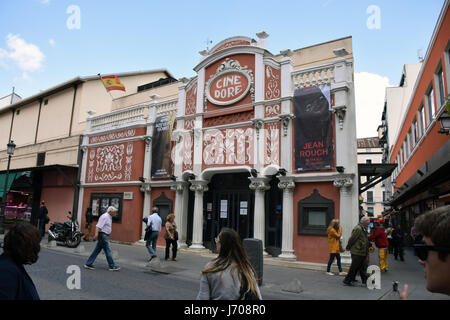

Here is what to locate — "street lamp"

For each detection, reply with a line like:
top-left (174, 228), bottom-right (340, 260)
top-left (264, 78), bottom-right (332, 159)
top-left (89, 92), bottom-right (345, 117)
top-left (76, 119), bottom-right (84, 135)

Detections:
top-left (0, 140), bottom-right (16, 234)
top-left (438, 112), bottom-right (450, 135)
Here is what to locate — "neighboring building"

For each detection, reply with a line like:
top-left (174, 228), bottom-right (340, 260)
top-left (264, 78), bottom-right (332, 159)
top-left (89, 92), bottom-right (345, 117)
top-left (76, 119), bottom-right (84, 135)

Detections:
top-left (357, 137), bottom-right (386, 218)
top-left (0, 92), bottom-right (22, 111)
top-left (79, 33), bottom-right (359, 264)
top-left (384, 0), bottom-right (450, 231)
top-left (0, 70), bottom-right (176, 230)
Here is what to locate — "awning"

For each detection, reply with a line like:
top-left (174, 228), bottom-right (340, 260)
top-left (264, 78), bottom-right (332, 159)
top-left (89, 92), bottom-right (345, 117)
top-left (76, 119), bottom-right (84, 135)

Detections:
top-left (0, 172), bottom-right (18, 198)
top-left (358, 163), bottom-right (397, 194)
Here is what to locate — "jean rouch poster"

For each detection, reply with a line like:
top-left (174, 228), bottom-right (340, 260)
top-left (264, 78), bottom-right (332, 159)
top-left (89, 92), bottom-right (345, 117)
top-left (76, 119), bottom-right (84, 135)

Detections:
top-left (151, 113), bottom-right (175, 178)
top-left (293, 84), bottom-right (333, 171)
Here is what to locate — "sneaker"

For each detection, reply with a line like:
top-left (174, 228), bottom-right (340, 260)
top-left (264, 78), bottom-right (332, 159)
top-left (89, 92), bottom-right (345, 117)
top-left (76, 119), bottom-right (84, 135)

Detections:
top-left (339, 272), bottom-right (348, 276)
top-left (84, 264), bottom-right (95, 270)
top-left (343, 281), bottom-right (353, 286)
top-left (326, 272), bottom-right (334, 275)
top-left (172, 258), bottom-right (178, 261)
top-left (109, 266), bottom-right (121, 271)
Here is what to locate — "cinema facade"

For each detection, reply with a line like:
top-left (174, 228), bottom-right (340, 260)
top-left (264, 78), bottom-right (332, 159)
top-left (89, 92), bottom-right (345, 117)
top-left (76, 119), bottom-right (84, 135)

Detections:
top-left (78, 34), bottom-right (359, 263)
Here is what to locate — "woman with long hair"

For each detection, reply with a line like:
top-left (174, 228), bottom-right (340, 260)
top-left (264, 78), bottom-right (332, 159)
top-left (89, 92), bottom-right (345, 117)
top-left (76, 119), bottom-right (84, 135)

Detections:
top-left (196, 228), bottom-right (262, 300)
top-left (164, 213), bottom-right (178, 261)
top-left (326, 219), bottom-right (347, 276)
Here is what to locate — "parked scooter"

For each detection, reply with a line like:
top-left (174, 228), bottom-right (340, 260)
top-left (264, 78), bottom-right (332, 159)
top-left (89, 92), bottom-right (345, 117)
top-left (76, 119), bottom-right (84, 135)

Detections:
top-left (47, 211), bottom-right (83, 248)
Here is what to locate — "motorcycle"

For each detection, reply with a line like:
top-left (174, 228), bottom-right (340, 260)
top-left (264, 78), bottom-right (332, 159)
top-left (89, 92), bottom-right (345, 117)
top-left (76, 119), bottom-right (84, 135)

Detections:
top-left (47, 211), bottom-right (83, 248)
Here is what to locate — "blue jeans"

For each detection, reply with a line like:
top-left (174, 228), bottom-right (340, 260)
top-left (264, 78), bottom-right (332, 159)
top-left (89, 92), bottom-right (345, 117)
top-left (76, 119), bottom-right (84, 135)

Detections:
top-left (146, 231), bottom-right (159, 257)
top-left (327, 253), bottom-right (342, 272)
top-left (86, 233), bottom-right (116, 268)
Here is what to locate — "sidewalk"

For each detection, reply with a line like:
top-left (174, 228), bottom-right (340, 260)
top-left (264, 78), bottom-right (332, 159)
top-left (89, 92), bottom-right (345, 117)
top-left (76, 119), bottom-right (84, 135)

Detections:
top-left (2, 234), bottom-right (449, 300)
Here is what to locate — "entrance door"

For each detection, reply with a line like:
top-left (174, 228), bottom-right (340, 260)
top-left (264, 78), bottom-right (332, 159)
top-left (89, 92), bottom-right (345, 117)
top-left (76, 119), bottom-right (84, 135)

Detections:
top-left (204, 172), bottom-right (254, 251)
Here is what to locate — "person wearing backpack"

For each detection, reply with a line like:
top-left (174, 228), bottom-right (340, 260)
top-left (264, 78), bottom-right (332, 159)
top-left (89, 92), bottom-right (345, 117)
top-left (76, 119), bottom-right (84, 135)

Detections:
top-left (196, 228), bottom-right (261, 300)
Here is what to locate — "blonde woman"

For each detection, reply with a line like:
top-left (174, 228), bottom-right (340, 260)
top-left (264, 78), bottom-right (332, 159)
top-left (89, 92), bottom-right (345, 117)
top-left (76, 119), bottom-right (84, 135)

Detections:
top-left (196, 228), bottom-right (262, 300)
top-left (326, 219), bottom-right (346, 276)
top-left (164, 213), bottom-right (178, 261)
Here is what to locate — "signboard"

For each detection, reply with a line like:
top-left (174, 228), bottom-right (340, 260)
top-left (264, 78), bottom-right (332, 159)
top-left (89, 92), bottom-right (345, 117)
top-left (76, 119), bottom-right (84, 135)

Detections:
top-left (205, 58), bottom-right (254, 106)
top-left (293, 84), bottom-right (333, 171)
top-left (123, 192), bottom-right (133, 200)
top-left (151, 113), bottom-right (175, 178)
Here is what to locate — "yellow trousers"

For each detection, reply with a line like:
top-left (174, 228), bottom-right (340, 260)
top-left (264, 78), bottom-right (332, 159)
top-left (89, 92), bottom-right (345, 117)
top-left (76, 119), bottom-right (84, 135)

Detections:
top-left (378, 248), bottom-right (388, 271)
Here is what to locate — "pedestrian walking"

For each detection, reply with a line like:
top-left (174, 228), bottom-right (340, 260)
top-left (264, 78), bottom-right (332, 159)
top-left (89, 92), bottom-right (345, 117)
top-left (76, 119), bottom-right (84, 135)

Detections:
top-left (386, 226), bottom-right (394, 254)
top-left (325, 219), bottom-right (346, 276)
top-left (401, 205), bottom-right (450, 299)
top-left (0, 223), bottom-right (41, 300)
top-left (145, 206), bottom-right (162, 262)
top-left (196, 228), bottom-right (262, 300)
top-left (84, 206), bottom-right (120, 271)
top-left (392, 224), bottom-right (405, 261)
top-left (164, 213), bottom-right (178, 261)
top-left (83, 206), bottom-right (93, 241)
top-left (38, 200), bottom-right (49, 238)
top-left (368, 222), bottom-right (389, 272)
top-left (343, 216), bottom-right (370, 286)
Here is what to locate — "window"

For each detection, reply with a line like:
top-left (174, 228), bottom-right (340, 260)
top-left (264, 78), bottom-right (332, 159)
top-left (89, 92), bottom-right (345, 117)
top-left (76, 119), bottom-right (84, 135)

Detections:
top-left (297, 189), bottom-right (334, 235)
top-left (425, 85), bottom-right (435, 127)
top-left (435, 64), bottom-right (445, 108)
top-left (90, 193), bottom-right (123, 223)
top-left (367, 207), bottom-right (374, 217)
top-left (383, 191), bottom-right (387, 202)
top-left (366, 159), bottom-right (372, 164)
top-left (407, 129), bottom-right (412, 154)
top-left (418, 104), bottom-right (425, 137)
top-left (403, 139), bottom-right (408, 161)
top-left (411, 118), bottom-right (418, 147)
top-left (367, 191), bottom-right (374, 204)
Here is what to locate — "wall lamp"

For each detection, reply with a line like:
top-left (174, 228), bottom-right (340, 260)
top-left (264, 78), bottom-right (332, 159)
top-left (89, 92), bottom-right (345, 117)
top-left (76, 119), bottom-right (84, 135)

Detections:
top-left (277, 168), bottom-right (287, 176)
top-left (250, 169), bottom-right (258, 178)
top-left (336, 166), bottom-right (345, 173)
top-left (438, 112), bottom-right (450, 135)
top-left (187, 173), bottom-right (196, 180)
top-left (138, 177), bottom-right (146, 183)
top-left (170, 175), bottom-right (177, 181)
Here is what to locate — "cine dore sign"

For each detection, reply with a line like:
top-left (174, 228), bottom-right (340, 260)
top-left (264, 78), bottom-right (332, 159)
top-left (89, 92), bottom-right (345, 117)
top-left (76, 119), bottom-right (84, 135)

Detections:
top-left (206, 58), bottom-right (254, 106)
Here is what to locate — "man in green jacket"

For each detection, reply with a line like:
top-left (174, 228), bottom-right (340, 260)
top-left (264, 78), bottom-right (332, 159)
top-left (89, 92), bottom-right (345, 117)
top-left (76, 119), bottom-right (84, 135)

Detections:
top-left (343, 216), bottom-right (370, 286)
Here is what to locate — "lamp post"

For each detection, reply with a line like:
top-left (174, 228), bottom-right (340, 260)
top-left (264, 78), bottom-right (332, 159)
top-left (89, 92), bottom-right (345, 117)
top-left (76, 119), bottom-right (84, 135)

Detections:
top-left (0, 140), bottom-right (16, 234)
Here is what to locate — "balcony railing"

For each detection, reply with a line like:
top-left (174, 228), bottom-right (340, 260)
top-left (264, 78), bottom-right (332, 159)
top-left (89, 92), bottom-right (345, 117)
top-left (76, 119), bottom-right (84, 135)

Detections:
top-left (292, 63), bottom-right (335, 89)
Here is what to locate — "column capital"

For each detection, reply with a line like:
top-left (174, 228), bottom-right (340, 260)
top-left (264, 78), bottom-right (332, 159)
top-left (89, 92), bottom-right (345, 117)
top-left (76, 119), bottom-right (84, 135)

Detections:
top-left (278, 177), bottom-right (295, 191)
top-left (333, 174), bottom-right (354, 189)
top-left (189, 180), bottom-right (209, 193)
top-left (170, 181), bottom-right (188, 193)
top-left (249, 177), bottom-right (271, 192)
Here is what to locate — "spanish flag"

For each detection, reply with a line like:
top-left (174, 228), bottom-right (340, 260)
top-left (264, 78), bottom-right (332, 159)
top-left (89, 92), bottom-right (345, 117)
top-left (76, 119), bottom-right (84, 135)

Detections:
top-left (100, 75), bottom-right (126, 92)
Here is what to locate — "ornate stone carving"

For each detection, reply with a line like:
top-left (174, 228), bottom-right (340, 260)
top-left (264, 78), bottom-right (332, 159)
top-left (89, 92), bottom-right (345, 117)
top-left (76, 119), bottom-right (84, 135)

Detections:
top-left (332, 105), bottom-right (346, 130)
top-left (278, 114), bottom-right (294, 137)
top-left (278, 180), bottom-right (295, 191)
top-left (333, 177), bottom-right (353, 188)
top-left (249, 181), bottom-right (270, 192)
top-left (189, 183), bottom-right (209, 193)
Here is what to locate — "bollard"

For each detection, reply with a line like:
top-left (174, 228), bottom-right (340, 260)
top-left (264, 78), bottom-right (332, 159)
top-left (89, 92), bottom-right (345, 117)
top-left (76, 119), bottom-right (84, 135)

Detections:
top-left (242, 238), bottom-right (263, 286)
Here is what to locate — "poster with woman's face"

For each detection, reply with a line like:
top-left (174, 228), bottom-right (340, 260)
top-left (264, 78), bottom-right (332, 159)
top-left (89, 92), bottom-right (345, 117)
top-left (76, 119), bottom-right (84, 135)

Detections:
top-left (293, 84), bottom-right (333, 171)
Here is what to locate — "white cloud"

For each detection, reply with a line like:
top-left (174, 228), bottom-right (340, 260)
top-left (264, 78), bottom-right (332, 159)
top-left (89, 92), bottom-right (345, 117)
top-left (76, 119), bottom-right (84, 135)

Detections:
top-left (49, 39), bottom-right (55, 47)
top-left (0, 34), bottom-right (45, 72)
top-left (354, 72), bottom-right (392, 138)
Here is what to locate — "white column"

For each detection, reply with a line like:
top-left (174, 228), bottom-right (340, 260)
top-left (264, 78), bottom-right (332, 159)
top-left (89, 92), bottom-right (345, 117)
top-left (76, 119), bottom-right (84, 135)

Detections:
top-left (333, 175), bottom-right (356, 264)
top-left (278, 178), bottom-right (296, 259)
top-left (171, 181), bottom-right (188, 248)
top-left (189, 181), bottom-right (208, 249)
top-left (76, 137), bottom-right (89, 227)
top-left (249, 177), bottom-right (270, 255)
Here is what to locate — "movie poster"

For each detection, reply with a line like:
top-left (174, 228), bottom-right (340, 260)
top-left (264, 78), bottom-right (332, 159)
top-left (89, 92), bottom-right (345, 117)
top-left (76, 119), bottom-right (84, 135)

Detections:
top-left (293, 84), bottom-right (333, 171)
top-left (151, 112), bottom-right (175, 178)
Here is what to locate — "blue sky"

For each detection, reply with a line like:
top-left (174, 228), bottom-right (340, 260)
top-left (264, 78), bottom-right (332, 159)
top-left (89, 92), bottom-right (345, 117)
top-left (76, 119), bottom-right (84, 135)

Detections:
top-left (0, 0), bottom-right (445, 137)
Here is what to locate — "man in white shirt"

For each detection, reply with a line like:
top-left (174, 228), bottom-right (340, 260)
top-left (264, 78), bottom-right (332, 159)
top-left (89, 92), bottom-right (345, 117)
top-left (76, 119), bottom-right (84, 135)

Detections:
top-left (84, 206), bottom-right (120, 271)
top-left (146, 207), bottom-right (162, 262)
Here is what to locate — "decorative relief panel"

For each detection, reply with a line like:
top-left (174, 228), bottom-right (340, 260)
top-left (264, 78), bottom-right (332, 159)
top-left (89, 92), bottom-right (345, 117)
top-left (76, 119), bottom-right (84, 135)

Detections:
top-left (89, 128), bottom-right (138, 144)
top-left (203, 110), bottom-right (254, 128)
top-left (264, 122), bottom-right (280, 166)
top-left (265, 65), bottom-right (281, 100)
top-left (184, 118), bottom-right (195, 130)
top-left (182, 132), bottom-right (194, 172)
top-left (86, 142), bottom-right (134, 183)
top-left (203, 126), bottom-right (254, 168)
top-left (264, 104), bottom-right (281, 118)
top-left (211, 40), bottom-right (251, 54)
top-left (185, 82), bottom-right (197, 116)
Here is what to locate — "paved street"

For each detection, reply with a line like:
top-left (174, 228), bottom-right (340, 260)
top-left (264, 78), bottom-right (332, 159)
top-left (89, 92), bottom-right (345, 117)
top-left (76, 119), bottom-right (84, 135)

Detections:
top-left (2, 235), bottom-right (449, 300)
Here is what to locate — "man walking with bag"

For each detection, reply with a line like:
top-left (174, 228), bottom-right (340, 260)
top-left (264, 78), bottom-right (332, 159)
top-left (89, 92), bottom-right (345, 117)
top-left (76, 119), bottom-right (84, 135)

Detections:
top-left (343, 216), bottom-right (370, 286)
top-left (145, 207), bottom-right (162, 262)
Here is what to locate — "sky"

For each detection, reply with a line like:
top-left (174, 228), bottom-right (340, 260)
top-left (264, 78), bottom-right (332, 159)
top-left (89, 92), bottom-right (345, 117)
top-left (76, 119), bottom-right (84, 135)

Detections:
top-left (0, 0), bottom-right (445, 138)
